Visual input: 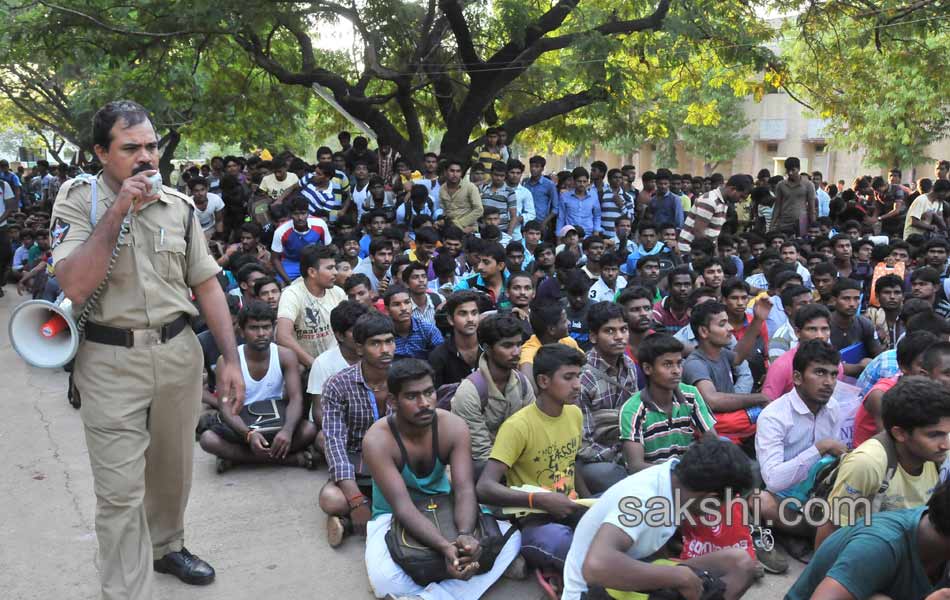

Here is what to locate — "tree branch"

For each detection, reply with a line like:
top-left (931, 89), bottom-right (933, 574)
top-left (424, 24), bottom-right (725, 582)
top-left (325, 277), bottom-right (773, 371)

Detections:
top-left (501, 87), bottom-right (607, 141)
top-left (438, 0), bottom-right (481, 72)
top-left (37, 0), bottom-right (216, 37)
top-left (532, 0), bottom-right (673, 55)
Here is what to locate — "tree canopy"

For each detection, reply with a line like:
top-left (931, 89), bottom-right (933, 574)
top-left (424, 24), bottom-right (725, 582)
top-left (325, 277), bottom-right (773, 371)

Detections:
top-left (4, 1), bottom-right (943, 171)
top-left (780, 0), bottom-right (950, 168)
top-left (0, 0), bottom-right (778, 166)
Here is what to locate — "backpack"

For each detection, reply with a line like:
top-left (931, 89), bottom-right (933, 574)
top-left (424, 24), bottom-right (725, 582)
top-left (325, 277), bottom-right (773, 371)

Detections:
top-left (385, 493), bottom-right (517, 585)
top-left (808, 431), bottom-right (898, 521)
top-left (435, 369), bottom-right (529, 412)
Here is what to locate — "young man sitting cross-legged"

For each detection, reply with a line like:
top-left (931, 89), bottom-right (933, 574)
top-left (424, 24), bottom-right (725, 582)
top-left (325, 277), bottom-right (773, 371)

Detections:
top-left (362, 359), bottom-right (522, 600)
top-left (199, 300), bottom-right (317, 472)
top-left (477, 343), bottom-right (589, 574)
top-left (561, 437), bottom-right (758, 600)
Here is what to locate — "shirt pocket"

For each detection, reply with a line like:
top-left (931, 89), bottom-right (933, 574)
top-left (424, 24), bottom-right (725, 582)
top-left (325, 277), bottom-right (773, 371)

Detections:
top-left (153, 233), bottom-right (187, 282)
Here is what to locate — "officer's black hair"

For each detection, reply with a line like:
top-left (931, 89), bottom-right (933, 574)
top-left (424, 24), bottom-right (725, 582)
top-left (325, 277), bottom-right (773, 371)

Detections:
top-left (93, 100), bottom-right (151, 149)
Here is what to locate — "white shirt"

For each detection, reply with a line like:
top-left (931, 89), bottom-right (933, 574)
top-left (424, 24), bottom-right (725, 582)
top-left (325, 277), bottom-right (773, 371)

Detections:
top-left (562, 461), bottom-right (679, 600)
top-left (588, 275), bottom-right (626, 303)
top-left (0, 181), bottom-right (13, 227)
top-left (239, 343), bottom-right (284, 406)
top-left (194, 192), bottom-right (224, 232)
top-left (755, 387), bottom-right (841, 492)
top-left (511, 184), bottom-right (536, 241)
top-left (307, 345), bottom-right (352, 396)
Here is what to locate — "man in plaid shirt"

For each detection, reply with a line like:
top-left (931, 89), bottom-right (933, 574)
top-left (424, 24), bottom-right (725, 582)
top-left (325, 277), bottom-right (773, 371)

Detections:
top-left (577, 302), bottom-right (640, 494)
top-left (317, 311), bottom-right (395, 548)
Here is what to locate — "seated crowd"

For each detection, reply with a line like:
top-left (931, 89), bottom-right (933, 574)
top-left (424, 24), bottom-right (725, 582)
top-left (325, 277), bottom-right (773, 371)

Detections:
top-left (15, 141), bottom-right (950, 600)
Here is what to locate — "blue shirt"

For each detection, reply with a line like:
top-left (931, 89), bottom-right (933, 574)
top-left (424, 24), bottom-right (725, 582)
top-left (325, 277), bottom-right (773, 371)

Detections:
top-left (651, 191), bottom-right (684, 228)
top-left (394, 317), bottom-right (444, 360)
top-left (817, 187), bottom-right (831, 218)
top-left (624, 243), bottom-right (669, 275)
top-left (557, 189), bottom-right (601, 234)
top-left (857, 349), bottom-right (899, 396)
top-left (523, 176), bottom-right (559, 222)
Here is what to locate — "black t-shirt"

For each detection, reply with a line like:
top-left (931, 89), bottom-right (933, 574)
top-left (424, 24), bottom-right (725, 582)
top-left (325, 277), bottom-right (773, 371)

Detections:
top-left (428, 336), bottom-right (480, 388)
top-left (830, 315), bottom-right (877, 358)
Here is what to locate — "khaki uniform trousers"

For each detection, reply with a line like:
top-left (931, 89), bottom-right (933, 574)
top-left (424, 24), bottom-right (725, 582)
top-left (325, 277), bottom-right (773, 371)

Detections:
top-left (74, 326), bottom-right (202, 600)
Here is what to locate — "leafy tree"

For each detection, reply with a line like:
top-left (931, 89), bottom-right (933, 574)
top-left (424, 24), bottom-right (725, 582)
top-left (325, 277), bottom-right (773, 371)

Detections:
top-left (780, 0), bottom-right (950, 168)
top-left (0, 8), bottom-right (315, 179)
top-left (12, 0), bottom-right (777, 165)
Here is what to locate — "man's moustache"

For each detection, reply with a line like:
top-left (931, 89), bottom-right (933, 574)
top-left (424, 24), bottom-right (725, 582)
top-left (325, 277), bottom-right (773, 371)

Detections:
top-left (132, 164), bottom-right (156, 175)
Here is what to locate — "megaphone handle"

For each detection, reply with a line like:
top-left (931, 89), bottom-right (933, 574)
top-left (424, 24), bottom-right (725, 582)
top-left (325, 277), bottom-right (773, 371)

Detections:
top-left (41, 313), bottom-right (69, 337)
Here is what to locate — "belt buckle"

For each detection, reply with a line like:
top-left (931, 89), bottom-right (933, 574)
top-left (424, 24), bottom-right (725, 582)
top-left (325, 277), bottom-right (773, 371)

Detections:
top-left (132, 328), bottom-right (164, 346)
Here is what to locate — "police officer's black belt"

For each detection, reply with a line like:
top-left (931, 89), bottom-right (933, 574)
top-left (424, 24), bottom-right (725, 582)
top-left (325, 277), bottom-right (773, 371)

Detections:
top-left (84, 315), bottom-right (190, 348)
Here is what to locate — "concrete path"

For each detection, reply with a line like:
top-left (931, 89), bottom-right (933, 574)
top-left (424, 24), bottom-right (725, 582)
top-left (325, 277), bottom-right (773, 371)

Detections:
top-left (0, 287), bottom-right (801, 599)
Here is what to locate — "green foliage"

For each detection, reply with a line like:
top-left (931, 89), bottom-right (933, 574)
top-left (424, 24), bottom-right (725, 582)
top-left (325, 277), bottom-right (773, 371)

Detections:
top-left (779, 0), bottom-right (950, 168)
top-left (0, 0), bottom-right (777, 160)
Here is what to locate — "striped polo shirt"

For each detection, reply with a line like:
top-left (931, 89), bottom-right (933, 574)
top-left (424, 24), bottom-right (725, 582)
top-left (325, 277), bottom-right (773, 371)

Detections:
top-left (618, 383), bottom-right (717, 463)
top-left (677, 187), bottom-right (728, 254)
top-left (601, 187), bottom-right (633, 235)
top-left (480, 183), bottom-right (517, 229)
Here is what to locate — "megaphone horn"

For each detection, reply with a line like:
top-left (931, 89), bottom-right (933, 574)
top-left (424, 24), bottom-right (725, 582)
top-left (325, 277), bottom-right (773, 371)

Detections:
top-left (9, 297), bottom-right (80, 369)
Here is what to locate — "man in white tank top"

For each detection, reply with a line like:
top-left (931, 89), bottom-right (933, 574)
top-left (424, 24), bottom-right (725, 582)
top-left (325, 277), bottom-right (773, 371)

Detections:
top-left (199, 301), bottom-right (318, 472)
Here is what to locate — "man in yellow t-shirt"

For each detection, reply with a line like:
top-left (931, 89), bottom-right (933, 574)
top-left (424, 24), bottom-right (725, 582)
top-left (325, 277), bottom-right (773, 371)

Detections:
top-left (520, 301), bottom-right (584, 386)
top-left (815, 375), bottom-right (950, 549)
top-left (476, 344), bottom-right (589, 571)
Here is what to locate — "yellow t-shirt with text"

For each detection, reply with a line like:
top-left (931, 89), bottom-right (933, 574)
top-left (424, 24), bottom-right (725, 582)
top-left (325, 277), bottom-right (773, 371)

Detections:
top-left (489, 403), bottom-right (583, 498)
top-left (829, 437), bottom-right (939, 526)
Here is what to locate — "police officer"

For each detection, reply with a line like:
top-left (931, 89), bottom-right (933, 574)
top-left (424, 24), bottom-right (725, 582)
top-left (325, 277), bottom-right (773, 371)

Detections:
top-left (49, 100), bottom-right (246, 599)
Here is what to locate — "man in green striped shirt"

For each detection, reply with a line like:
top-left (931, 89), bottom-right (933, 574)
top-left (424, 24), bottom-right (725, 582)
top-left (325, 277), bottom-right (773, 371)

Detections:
top-left (619, 333), bottom-right (717, 473)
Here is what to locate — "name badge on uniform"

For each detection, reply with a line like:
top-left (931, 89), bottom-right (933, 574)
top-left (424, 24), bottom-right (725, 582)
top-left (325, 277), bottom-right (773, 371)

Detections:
top-left (51, 218), bottom-right (70, 249)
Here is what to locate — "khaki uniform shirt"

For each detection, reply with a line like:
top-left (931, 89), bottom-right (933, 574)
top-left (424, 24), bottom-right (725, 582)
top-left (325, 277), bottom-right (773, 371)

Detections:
top-left (50, 174), bottom-right (220, 329)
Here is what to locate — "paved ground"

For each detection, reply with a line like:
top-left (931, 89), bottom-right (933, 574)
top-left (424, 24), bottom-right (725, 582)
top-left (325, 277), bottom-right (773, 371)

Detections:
top-left (0, 287), bottom-right (802, 599)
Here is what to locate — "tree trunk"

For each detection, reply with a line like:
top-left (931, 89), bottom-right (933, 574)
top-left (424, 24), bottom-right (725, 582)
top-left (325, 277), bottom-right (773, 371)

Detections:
top-left (158, 129), bottom-right (181, 185)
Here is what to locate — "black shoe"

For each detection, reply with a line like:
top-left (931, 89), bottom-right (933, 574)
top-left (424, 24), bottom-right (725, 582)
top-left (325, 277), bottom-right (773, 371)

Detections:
top-left (779, 535), bottom-right (813, 564)
top-left (154, 547), bottom-right (215, 585)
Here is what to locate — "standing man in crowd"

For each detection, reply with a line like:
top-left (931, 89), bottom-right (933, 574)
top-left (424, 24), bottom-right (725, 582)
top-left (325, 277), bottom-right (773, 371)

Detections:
top-left (678, 174), bottom-right (752, 255)
top-left (557, 167), bottom-right (602, 236)
top-left (524, 155), bottom-right (559, 234)
top-left (50, 100), bottom-right (244, 598)
top-left (770, 157), bottom-right (816, 236)
top-left (440, 158), bottom-right (483, 233)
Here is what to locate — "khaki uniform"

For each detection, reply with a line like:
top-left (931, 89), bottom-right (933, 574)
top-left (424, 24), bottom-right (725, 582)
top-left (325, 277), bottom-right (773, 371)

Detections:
top-left (50, 174), bottom-right (220, 600)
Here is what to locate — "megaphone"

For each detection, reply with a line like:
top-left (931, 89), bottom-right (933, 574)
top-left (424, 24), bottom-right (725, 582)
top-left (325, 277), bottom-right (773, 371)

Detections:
top-left (8, 297), bottom-right (80, 369)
